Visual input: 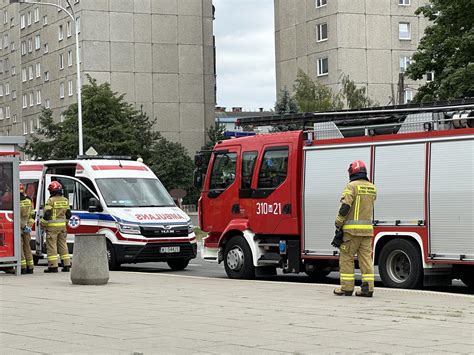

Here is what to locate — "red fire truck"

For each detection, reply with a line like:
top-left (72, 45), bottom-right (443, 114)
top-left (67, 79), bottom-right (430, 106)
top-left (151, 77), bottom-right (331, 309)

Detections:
top-left (195, 101), bottom-right (474, 289)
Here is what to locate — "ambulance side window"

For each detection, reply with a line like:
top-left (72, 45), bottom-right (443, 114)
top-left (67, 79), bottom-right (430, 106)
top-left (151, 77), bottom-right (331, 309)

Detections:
top-left (257, 147), bottom-right (289, 189)
top-left (53, 177), bottom-right (94, 211)
top-left (242, 151), bottom-right (258, 189)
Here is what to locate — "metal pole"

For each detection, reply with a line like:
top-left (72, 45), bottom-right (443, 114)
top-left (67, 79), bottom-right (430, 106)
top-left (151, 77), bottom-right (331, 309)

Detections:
top-left (13, 0), bottom-right (83, 155)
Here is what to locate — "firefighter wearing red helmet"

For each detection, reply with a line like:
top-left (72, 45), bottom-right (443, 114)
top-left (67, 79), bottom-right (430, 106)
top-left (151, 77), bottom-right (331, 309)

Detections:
top-left (19, 183), bottom-right (35, 274)
top-left (332, 160), bottom-right (377, 297)
top-left (41, 181), bottom-right (72, 273)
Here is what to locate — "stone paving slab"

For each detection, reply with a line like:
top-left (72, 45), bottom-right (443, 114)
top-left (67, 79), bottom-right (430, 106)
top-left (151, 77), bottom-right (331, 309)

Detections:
top-left (0, 268), bottom-right (473, 354)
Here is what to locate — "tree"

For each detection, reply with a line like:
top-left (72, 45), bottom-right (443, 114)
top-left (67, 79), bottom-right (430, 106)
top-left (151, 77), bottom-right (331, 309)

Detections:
top-left (275, 87), bottom-right (298, 113)
top-left (23, 76), bottom-right (160, 160)
top-left (204, 123), bottom-right (227, 150)
top-left (293, 69), bottom-right (343, 112)
top-left (406, 0), bottom-right (474, 102)
top-left (340, 75), bottom-right (377, 109)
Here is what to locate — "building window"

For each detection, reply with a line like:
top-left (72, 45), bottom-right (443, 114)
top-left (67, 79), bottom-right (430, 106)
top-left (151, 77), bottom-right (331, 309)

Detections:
top-left (42, 15), bottom-right (48, 26)
top-left (30, 119), bottom-right (34, 133)
top-left (23, 121), bottom-right (27, 135)
top-left (34, 8), bottom-right (40, 23)
top-left (3, 34), bottom-right (9, 48)
top-left (11, 65), bottom-right (15, 75)
top-left (28, 38), bottom-right (32, 52)
top-left (20, 14), bottom-right (26, 29)
top-left (5, 106), bottom-right (10, 119)
top-left (426, 71), bottom-right (434, 82)
top-left (404, 89), bottom-right (413, 104)
top-left (35, 62), bottom-right (41, 78)
top-left (59, 53), bottom-right (64, 69)
top-left (21, 41), bottom-right (27, 55)
top-left (67, 21), bottom-right (72, 37)
top-left (35, 34), bottom-right (40, 50)
top-left (12, 114), bottom-right (17, 123)
top-left (44, 71), bottom-right (50, 82)
top-left (36, 117), bottom-right (40, 130)
top-left (317, 23), bottom-right (328, 42)
top-left (22, 68), bottom-right (27, 82)
top-left (22, 94), bottom-right (28, 108)
top-left (68, 80), bottom-right (73, 96)
top-left (0, 107), bottom-right (4, 120)
top-left (399, 22), bottom-right (411, 40)
top-left (60, 114), bottom-right (65, 122)
top-left (3, 10), bottom-right (8, 24)
top-left (28, 65), bottom-right (33, 80)
top-left (36, 90), bottom-right (41, 105)
top-left (59, 82), bottom-right (65, 98)
top-left (5, 82), bottom-right (9, 95)
top-left (58, 24), bottom-right (64, 41)
top-left (0, 85), bottom-right (3, 97)
top-left (9, 41), bottom-right (15, 52)
top-left (67, 50), bottom-right (73, 67)
top-left (29, 92), bottom-right (34, 107)
top-left (11, 90), bottom-right (16, 99)
top-left (4, 58), bottom-right (9, 72)
top-left (27, 11), bottom-right (32, 26)
top-left (45, 99), bottom-right (50, 108)
top-left (316, 0), bottom-right (327, 8)
top-left (0, 60), bottom-right (3, 73)
top-left (44, 43), bottom-right (49, 53)
top-left (399, 56), bottom-right (411, 72)
top-left (398, 0), bottom-right (410, 5)
top-left (317, 57), bottom-right (329, 76)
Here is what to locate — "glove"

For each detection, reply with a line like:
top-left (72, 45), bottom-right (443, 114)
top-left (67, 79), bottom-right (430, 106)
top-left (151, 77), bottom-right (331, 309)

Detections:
top-left (331, 228), bottom-right (344, 248)
top-left (23, 226), bottom-right (32, 233)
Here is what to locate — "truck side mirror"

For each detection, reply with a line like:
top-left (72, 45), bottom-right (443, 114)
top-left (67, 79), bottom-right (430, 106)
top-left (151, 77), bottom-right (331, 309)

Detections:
top-left (88, 197), bottom-right (102, 213)
top-left (193, 168), bottom-right (203, 190)
top-left (194, 153), bottom-right (203, 167)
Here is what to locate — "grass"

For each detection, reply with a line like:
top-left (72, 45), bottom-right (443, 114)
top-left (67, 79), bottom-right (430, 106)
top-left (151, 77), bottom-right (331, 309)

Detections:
top-left (193, 227), bottom-right (207, 242)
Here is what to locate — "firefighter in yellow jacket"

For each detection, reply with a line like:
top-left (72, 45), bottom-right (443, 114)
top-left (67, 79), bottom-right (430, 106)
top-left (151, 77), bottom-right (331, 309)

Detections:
top-left (19, 183), bottom-right (35, 274)
top-left (41, 181), bottom-right (72, 273)
top-left (332, 160), bottom-right (377, 297)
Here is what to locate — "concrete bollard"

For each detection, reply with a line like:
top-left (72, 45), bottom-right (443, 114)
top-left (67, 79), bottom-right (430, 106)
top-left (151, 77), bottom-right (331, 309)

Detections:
top-left (70, 233), bottom-right (109, 285)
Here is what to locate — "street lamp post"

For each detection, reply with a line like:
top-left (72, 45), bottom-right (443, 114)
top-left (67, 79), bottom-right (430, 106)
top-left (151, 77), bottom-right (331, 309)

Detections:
top-left (10, 0), bottom-right (83, 156)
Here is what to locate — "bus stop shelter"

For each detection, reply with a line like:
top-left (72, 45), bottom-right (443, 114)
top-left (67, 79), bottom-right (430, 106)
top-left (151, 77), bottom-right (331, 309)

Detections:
top-left (0, 137), bottom-right (25, 275)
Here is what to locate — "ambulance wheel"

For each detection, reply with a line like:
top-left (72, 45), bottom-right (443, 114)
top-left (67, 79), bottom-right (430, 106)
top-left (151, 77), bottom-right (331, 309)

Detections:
top-left (167, 259), bottom-right (189, 271)
top-left (106, 241), bottom-right (120, 271)
top-left (224, 236), bottom-right (255, 279)
top-left (379, 239), bottom-right (423, 289)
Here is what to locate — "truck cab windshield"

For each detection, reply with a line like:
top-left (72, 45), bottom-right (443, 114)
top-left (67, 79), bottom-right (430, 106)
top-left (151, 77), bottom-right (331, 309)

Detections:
top-left (95, 178), bottom-right (175, 208)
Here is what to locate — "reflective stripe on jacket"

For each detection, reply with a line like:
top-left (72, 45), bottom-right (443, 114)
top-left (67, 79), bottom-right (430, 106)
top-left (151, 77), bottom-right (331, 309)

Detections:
top-left (43, 196), bottom-right (69, 231)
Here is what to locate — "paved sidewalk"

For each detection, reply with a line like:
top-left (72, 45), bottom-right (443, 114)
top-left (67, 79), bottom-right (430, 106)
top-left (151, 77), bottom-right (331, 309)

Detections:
top-left (0, 268), bottom-right (473, 354)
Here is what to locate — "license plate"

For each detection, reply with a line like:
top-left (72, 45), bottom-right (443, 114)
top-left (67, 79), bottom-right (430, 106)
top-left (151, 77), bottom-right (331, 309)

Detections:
top-left (160, 246), bottom-right (180, 253)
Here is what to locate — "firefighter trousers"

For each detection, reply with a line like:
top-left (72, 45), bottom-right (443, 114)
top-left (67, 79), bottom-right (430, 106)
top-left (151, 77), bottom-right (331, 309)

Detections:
top-left (339, 233), bottom-right (374, 292)
top-left (46, 229), bottom-right (71, 268)
top-left (21, 232), bottom-right (34, 270)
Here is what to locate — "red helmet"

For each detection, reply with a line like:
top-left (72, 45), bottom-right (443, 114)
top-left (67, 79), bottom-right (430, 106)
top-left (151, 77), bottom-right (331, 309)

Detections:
top-left (48, 181), bottom-right (62, 193)
top-left (19, 183), bottom-right (25, 193)
top-left (348, 160), bottom-right (367, 176)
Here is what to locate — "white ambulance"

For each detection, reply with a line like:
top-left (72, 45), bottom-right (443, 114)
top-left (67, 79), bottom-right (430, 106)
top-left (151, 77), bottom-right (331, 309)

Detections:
top-left (20, 158), bottom-right (197, 270)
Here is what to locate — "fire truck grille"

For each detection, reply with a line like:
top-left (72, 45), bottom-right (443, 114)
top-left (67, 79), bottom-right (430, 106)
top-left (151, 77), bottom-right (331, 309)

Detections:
top-left (140, 225), bottom-right (189, 238)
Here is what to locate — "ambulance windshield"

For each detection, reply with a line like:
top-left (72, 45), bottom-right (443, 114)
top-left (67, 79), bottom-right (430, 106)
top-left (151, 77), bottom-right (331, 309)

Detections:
top-left (96, 178), bottom-right (175, 208)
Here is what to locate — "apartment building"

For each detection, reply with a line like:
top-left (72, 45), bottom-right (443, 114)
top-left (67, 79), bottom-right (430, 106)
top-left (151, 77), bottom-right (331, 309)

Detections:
top-left (275, 0), bottom-right (432, 106)
top-left (0, 0), bottom-right (216, 156)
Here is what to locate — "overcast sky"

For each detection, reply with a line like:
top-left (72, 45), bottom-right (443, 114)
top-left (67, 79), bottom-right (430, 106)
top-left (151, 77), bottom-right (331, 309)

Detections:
top-left (213, 0), bottom-right (276, 111)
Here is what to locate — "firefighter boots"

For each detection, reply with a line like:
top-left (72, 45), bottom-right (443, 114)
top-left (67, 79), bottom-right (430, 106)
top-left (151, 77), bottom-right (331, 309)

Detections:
top-left (61, 265), bottom-right (71, 272)
top-left (355, 282), bottom-right (373, 297)
top-left (21, 268), bottom-right (27, 275)
top-left (44, 267), bottom-right (58, 273)
top-left (26, 267), bottom-right (34, 274)
top-left (333, 288), bottom-right (353, 296)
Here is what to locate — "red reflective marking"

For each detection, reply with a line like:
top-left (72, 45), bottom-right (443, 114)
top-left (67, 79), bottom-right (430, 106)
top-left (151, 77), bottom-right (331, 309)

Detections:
top-left (20, 164), bottom-right (44, 171)
top-left (91, 165), bottom-right (148, 171)
top-left (0, 152), bottom-right (20, 156)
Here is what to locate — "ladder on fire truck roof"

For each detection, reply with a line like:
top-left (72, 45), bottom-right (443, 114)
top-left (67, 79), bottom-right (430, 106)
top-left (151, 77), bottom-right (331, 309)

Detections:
top-left (236, 98), bottom-right (474, 139)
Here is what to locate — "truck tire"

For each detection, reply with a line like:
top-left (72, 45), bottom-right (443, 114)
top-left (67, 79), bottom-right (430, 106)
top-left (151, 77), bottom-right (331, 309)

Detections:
top-left (459, 269), bottom-right (474, 289)
top-left (106, 241), bottom-right (120, 271)
top-left (224, 236), bottom-right (255, 279)
top-left (167, 259), bottom-right (190, 271)
top-left (379, 239), bottom-right (423, 289)
top-left (305, 269), bottom-right (330, 282)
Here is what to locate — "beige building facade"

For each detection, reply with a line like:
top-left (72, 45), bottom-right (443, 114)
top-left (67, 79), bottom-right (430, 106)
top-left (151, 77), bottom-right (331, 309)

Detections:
top-left (0, 0), bottom-right (215, 155)
top-left (275, 0), bottom-right (431, 106)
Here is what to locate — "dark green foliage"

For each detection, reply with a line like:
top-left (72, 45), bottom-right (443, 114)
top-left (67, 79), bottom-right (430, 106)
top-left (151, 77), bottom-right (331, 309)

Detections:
top-left (340, 75), bottom-right (377, 109)
top-left (406, 0), bottom-right (474, 102)
top-left (275, 87), bottom-right (298, 114)
top-left (204, 123), bottom-right (227, 150)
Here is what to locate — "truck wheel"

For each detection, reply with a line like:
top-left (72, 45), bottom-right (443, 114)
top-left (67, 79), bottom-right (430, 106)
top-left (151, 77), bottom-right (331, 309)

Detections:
top-left (459, 269), bottom-right (474, 289)
top-left (379, 239), bottom-right (423, 289)
top-left (167, 259), bottom-right (190, 271)
top-left (224, 236), bottom-right (255, 279)
top-left (106, 241), bottom-right (120, 271)
top-left (305, 269), bottom-right (330, 281)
